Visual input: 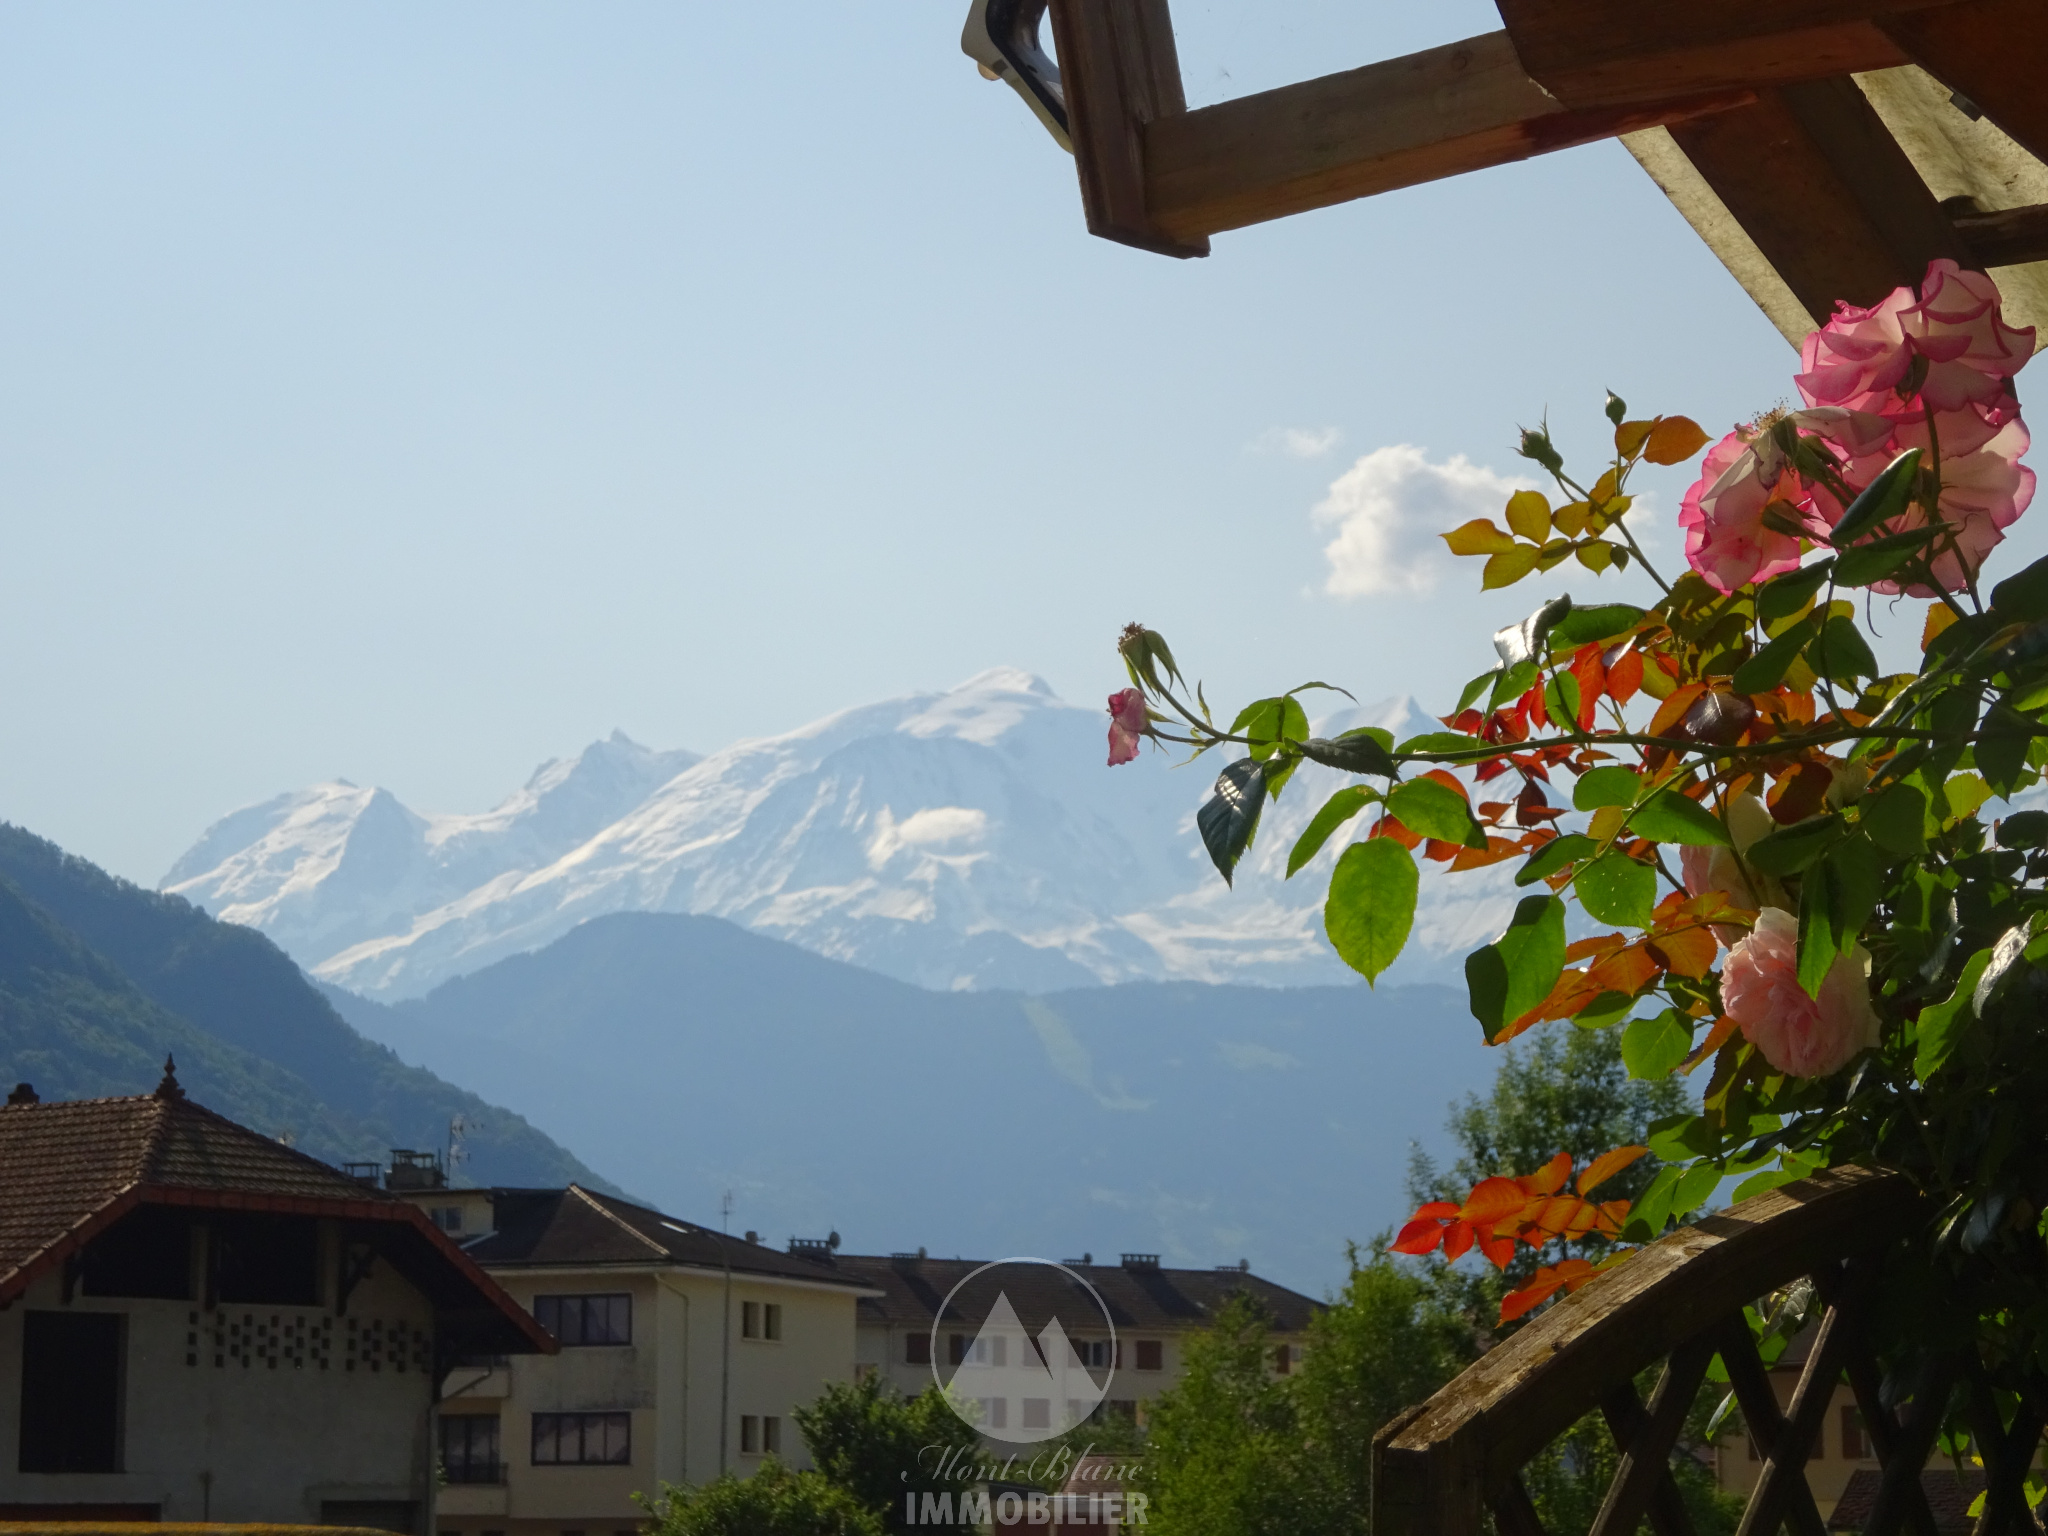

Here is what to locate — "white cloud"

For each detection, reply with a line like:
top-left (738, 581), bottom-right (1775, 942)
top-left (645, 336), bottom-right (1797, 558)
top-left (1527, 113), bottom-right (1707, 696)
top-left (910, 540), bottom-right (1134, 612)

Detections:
top-left (1312, 445), bottom-right (1529, 598)
top-left (1252, 425), bottom-right (1342, 458)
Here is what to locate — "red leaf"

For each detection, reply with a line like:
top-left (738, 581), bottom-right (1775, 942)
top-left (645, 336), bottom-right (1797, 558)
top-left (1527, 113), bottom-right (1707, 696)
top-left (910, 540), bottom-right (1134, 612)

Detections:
top-left (1519, 1151), bottom-right (1572, 1197)
top-left (1411, 1201), bottom-right (1460, 1220)
top-left (1606, 647), bottom-right (1645, 706)
top-left (1390, 1219), bottom-right (1447, 1255)
top-left (1477, 1233), bottom-right (1517, 1270)
top-left (1441, 1221), bottom-right (1475, 1263)
top-left (1576, 1145), bottom-right (1649, 1196)
top-left (1460, 1177), bottom-right (1531, 1225)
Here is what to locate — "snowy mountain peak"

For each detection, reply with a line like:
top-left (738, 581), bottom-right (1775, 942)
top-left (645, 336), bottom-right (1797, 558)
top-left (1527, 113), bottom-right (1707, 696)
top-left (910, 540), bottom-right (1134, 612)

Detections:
top-left (162, 676), bottom-right (1514, 1000)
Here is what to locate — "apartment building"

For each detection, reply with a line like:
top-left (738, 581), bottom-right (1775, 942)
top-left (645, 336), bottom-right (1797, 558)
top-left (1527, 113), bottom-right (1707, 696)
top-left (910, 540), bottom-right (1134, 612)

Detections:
top-left (388, 1181), bottom-right (876, 1536)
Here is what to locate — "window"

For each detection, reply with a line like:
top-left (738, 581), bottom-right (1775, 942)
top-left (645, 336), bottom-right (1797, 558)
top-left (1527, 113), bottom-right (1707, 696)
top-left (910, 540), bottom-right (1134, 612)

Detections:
top-left (1135, 1339), bottom-right (1163, 1372)
top-left (742, 1302), bottom-right (759, 1338)
top-left (82, 1207), bottom-right (191, 1300)
top-left (905, 1333), bottom-right (931, 1366)
top-left (1842, 1405), bottom-right (1868, 1460)
top-left (1274, 1344), bottom-right (1293, 1375)
top-left (741, 1415), bottom-right (760, 1455)
top-left (949, 1333), bottom-right (969, 1366)
top-left (441, 1414), bottom-right (503, 1484)
top-left (765, 1303), bottom-right (782, 1341)
top-left (20, 1312), bottom-right (123, 1472)
top-left (1072, 1338), bottom-right (1114, 1369)
top-left (764, 1416), bottom-right (782, 1455)
top-left (533, 1294), bottom-right (631, 1346)
top-left (214, 1214), bottom-right (320, 1306)
top-left (983, 1397), bottom-right (1008, 1429)
top-left (741, 1302), bottom-right (782, 1341)
top-left (1022, 1398), bottom-right (1051, 1430)
top-left (532, 1412), bottom-right (631, 1465)
top-left (431, 1207), bottom-right (464, 1234)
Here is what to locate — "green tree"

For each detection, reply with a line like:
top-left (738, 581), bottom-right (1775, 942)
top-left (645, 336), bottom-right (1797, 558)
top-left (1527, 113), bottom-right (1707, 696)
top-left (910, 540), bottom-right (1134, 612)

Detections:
top-left (792, 1375), bottom-right (981, 1533)
top-left (639, 1460), bottom-right (883, 1536)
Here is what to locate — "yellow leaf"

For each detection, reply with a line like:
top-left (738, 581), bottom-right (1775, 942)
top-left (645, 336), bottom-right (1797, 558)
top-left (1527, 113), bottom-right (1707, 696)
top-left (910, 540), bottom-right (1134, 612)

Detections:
top-left (1782, 654), bottom-right (1819, 692)
top-left (1588, 805), bottom-right (1629, 843)
top-left (1924, 603), bottom-right (1960, 650)
top-left (1639, 660), bottom-right (1678, 700)
top-left (1444, 518), bottom-right (1518, 557)
top-left (1552, 500), bottom-right (1593, 537)
top-left (1591, 468), bottom-right (1621, 506)
top-left (1482, 545), bottom-right (1542, 589)
top-left (1536, 540), bottom-right (1574, 572)
top-left (1615, 420), bottom-right (1655, 459)
top-left (1645, 415), bottom-right (1711, 465)
top-left (1576, 541), bottom-right (1616, 573)
top-left (1505, 490), bottom-right (1552, 542)
top-left (1945, 773), bottom-right (1992, 823)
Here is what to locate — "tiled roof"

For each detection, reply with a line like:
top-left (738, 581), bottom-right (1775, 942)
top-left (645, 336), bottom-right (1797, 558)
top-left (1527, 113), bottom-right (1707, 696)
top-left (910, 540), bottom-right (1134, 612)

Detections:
top-left (463, 1187), bottom-right (874, 1290)
top-left (1826, 1469), bottom-right (2008, 1534)
top-left (830, 1254), bottom-right (1320, 1335)
top-left (0, 1071), bottom-right (556, 1354)
top-left (0, 1077), bottom-right (393, 1297)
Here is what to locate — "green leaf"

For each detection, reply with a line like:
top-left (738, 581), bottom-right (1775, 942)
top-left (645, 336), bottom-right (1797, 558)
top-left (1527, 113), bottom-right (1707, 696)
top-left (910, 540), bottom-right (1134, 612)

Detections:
top-left (1300, 733), bottom-right (1398, 777)
top-left (1573, 765), bottom-right (1641, 811)
top-left (1978, 703), bottom-right (2033, 797)
top-left (1489, 659), bottom-right (1539, 711)
top-left (1747, 813), bottom-right (1846, 876)
top-left (1287, 786), bottom-right (1378, 877)
top-left (1545, 672), bottom-right (1582, 729)
top-left (1824, 834), bottom-right (1883, 944)
top-left (1916, 948), bottom-right (1994, 1081)
top-left (1546, 603), bottom-right (1646, 652)
top-left (1730, 1166), bottom-right (1804, 1203)
top-left (1324, 839), bottom-right (1418, 985)
top-left (1232, 696), bottom-right (1311, 761)
top-left (1622, 1010), bottom-right (1692, 1080)
top-left (1578, 852), bottom-right (1656, 928)
top-left (1630, 790), bottom-right (1732, 847)
top-left (1196, 759), bottom-right (1268, 887)
top-left (1830, 448), bottom-right (1922, 546)
top-left (1797, 859), bottom-right (1839, 999)
top-left (1806, 616), bottom-right (1879, 683)
top-left (1834, 526), bottom-right (1940, 588)
top-left (1997, 809), bottom-right (2048, 849)
top-left (1396, 730), bottom-right (1484, 758)
top-left (1860, 782), bottom-right (1927, 856)
top-left (1731, 616), bottom-right (1817, 694)
top-left (1757, 562), bottom-right (1834, 627)
top-left (1572, 991), bottom-right (1635, 1031)
top-left (1456, 669), bottom-right (1498, 715)
top-left (1622, 1165), bottom-right (1683, 1240)
top-left (1465, 894), bottom-right (1567, 1039)
top-left (1516, 833), bottom-right (1595, 887)
top-left (1387, 779), bottom-right (1486, 849)
top-left (1991, 551), bottom-right (2048, 624)
top-left (1672, 1161), bottom-right (1723, 1219)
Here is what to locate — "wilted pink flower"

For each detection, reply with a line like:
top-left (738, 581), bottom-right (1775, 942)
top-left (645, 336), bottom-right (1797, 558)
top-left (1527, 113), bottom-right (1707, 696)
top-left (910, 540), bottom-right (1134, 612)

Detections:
top-left (1107, 688), bottom-right (1148, 766)
top-left (1677, 410), bottom-right (1890, 592)
top-left (1722, 908), bottom-right (1881, 1077)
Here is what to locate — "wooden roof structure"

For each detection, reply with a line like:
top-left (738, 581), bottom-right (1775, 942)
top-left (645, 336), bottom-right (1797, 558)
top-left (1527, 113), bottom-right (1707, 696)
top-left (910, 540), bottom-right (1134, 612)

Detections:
top-left (974, 0), bottom-right (2048, 345)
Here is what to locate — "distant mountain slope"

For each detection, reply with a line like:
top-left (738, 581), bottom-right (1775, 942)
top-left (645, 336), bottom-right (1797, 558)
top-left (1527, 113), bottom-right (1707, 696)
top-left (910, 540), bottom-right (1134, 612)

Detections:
top-left (165, 672), bottom-right (1525, 1000)
top-left (0, 823), bottom-right (619, 1191)
top-left (328, 909), bottom-right (1505, 1295)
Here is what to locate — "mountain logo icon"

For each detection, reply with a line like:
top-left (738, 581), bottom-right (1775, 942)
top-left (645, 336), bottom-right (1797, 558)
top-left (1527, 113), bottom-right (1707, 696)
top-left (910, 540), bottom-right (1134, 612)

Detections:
top-left (930, 1259), bottom-right (1117, 1444)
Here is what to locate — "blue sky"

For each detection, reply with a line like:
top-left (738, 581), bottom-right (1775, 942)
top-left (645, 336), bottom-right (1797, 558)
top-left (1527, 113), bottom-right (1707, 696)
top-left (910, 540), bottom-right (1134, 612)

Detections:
top-left (0, 1), bottom-right (1915, 884)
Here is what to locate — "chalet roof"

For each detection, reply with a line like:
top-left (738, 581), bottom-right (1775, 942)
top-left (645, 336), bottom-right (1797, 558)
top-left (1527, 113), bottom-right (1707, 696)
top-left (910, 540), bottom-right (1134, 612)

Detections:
top-left (0, 1067), bottom-right (554, 1354)
top-left (463, 1186), bottom-right (874, 1291)
top-left (829, 1253), bottom-right (1320, 1335)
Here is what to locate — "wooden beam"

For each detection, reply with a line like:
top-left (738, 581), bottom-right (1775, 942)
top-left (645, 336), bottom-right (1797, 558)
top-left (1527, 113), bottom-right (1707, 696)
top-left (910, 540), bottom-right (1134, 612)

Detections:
top-left (1142, 31), bottom-right (1751, 244)
top-left (1045, 0), bottom-right (1208, 258)
top-left (1492, 0), bottom-right (1962, 110)
top-left (1955, 203), bottom-right (2048, 270)
top-left (1664, 77), bottom-right (1970, 323)
top-left (1878, 0), bottom-right (2048, 166)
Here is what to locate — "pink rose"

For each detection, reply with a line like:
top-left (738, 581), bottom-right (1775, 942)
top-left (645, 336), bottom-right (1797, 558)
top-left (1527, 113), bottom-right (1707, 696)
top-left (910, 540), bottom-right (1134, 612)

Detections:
top-left (1721, 908), bottom-right (1881, 1077)
top-left (1677, 411), bottom-right (1890, 592)
top-left (1678, 793), bottom-right (1783, 942)
top-left (1107, 688), bottom-right (1148, 766)
top-left (1869, 416), bottom-right (2035, 596)
top-left (1796, 259), bottom-right (2034, 418)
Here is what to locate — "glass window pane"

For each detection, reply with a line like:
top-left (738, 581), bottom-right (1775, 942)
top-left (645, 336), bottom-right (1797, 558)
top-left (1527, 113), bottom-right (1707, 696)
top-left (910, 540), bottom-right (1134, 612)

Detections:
top-left (604, 1295), bottom-right (630, 1344)
top-left (605, 1413), bottom-right (631, 1463)
top-left (532, 1414), bottom-right (558, 1465)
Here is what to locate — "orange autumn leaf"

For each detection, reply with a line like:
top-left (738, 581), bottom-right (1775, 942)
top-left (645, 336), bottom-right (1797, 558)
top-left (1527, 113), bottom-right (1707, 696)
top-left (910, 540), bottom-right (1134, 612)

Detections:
top-left (1391, 1218), bottom-right (1447, 1254)
top-left (1571, 646), bottom-right (1606, 730)
top-left (1565, 933), bottom-right (1627, 963)
top-left (1441, 1222), bottom-right (1476, 1262)
top-left (1420, 767), bottom-right (1471, 800)
top-left (1477, 1232), bottom-right (1518, 1270)
top-left (1682, 1015), bottom-right (1741, 1074)
top-left (1588, 942), bottom-right (1661, 996)
top-left (1371, 814), bottom-right (1422, 849)
top-left (1646, 681), bottom-right (1707, 740)
top-left (1643, 415), bottom-right (1711, 465)
top-left (1576, 1145), bottom-right (1649, 1196)
top-left (1499, 1258), bottom-right (1599, 1323)
top-left (1647, 923), bottom-right (1718, 980)
top-left (1461, 1177), bottom-right (1531, 1225)
top-left (1519, 1151), bottom-right (1573, 1197)
top-left (1606, 647), bottom-right (1645, 705)
top-left (1449, 835), bottom-right (1524, 872)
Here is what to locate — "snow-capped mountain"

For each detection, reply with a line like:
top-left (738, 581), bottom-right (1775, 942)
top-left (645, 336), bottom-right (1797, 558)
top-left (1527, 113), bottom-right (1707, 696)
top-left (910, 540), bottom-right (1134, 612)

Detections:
top-left (163, 670), bottom-right (1523, 999)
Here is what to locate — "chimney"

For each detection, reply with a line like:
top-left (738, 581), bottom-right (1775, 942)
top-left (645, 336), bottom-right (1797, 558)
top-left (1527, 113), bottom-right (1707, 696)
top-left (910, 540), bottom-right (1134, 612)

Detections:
top-left (1120, 1253), bottom-right (1160, 1270)
top-left (5, 1083), bottom-right (37, 1106)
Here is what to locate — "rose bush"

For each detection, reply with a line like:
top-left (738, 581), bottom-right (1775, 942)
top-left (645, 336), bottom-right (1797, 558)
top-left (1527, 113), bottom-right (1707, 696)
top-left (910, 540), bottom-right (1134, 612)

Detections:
top-left (1106, 261), bottom-right (2048, 1405)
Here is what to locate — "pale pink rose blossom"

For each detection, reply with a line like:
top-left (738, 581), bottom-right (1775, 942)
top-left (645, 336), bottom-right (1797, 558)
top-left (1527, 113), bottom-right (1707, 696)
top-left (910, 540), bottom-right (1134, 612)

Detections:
top-left (1897, 259), bottom-right (2037, 412)
top-left (1678, 793), bottom-right (1783, 942)
top-left (1871, 416), bottom-right (2036, 596)
top-left (1107, 688), bottom-right (1148, 766)
top-left (1722, 908), bottom-right (1881, 1077)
